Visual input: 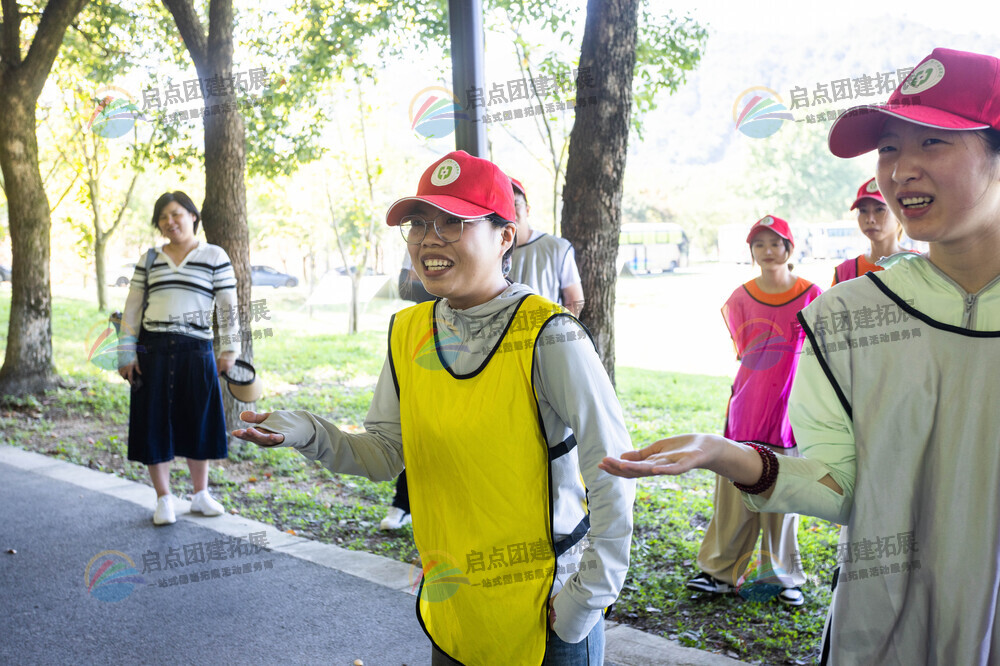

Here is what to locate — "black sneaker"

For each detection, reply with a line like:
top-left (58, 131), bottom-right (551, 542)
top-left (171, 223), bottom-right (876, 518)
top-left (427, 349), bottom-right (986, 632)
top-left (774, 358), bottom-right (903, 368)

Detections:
top-left (686, 572), bottom-right (733, 594)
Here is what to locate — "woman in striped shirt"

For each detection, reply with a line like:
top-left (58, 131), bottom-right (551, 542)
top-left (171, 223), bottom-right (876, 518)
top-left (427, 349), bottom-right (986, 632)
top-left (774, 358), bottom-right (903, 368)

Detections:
top-left (117, 191), bottom-right (240, 525)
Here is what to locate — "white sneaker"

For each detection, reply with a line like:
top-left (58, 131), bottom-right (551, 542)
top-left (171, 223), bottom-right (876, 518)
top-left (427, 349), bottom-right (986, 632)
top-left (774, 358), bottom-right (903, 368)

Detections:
top-left (379, 507), bottom-right (412, 530)
top-left (778, 586), bottom-right (805, 607)
top-left (190, 489), bottom-right (225, 516)
top-left (153, 494), bottom-right (176, 525)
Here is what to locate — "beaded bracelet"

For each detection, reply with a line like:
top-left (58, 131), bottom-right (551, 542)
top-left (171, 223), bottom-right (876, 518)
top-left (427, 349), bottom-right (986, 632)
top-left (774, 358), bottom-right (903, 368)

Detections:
top-left (733, 442), bottom-right (779, 495)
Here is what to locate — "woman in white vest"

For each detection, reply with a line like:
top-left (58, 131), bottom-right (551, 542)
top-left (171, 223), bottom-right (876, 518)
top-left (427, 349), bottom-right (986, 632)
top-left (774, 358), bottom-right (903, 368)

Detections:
top-left (600, 47), bottom-right (1000, 665)
top-left (233, 151), bottom-right (635, 665)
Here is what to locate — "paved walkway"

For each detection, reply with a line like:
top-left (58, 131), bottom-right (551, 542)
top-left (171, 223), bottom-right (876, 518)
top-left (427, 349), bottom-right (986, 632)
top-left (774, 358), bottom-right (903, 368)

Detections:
top-left (0, 445), bottom-right (744, 665)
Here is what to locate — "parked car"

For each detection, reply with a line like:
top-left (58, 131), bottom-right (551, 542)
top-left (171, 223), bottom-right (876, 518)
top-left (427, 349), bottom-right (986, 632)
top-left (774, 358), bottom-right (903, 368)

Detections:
top-left (251, 265), bottom-right (298, 288)
top-left (0, 265), bottom-right (10, 282)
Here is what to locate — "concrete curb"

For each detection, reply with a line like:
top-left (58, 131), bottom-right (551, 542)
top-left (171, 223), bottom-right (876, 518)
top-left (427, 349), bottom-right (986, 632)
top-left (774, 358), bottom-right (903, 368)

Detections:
top-left (0, 444), bottom-right (745, 666)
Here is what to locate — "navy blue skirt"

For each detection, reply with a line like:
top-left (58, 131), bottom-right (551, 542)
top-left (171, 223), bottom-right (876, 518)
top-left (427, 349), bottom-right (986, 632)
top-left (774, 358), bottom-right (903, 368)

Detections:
top-left (127, 330), bottom-right (228, 464)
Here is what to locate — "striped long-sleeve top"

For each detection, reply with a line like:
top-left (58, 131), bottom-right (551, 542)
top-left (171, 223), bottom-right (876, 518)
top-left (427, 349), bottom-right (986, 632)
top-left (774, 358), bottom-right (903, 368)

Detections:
top-left (117, 242), bottom-right (240, 366)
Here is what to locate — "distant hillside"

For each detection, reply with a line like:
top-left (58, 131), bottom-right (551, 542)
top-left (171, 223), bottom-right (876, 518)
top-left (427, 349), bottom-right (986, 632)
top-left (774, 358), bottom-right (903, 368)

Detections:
top-left (622, 26), bottom-right (1000, 241)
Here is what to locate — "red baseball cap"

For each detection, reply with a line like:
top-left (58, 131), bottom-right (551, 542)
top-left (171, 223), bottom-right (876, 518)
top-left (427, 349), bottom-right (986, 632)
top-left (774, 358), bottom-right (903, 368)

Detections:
top-left (829, 48), bottom-right (1000, 158)
top-left (850, 177), bottom-right (886, 210)
top-left (510, 177), bottom-right (527, 203)
top-left (746, 215), bottom-right (794, 245)
top-left (385, 151), bottom-right (515, 225)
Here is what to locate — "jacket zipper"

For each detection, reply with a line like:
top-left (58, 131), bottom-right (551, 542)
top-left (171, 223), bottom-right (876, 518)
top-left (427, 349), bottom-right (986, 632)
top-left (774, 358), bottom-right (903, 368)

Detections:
top-left (963, 293), bottom-right (978, 329)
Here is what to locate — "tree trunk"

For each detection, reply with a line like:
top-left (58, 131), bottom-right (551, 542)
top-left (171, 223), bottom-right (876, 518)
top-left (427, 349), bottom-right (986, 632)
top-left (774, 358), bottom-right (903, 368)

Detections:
top-left (88, 173), bottom-right (109, 311)
top-left (349, 273), bottom-right (360, 334)
top-left (0, 91), bottom-right (58, 394)
top-left (95, 235), bottom-right (108, 311)
top-left (163, 0), bottom-right (252, 438)
top-left (560, 0), bottom-right (639, 386)
top-left (0, 0), bottom-right (91, 396)
top-left (202, 10), bottom-right (251, 437)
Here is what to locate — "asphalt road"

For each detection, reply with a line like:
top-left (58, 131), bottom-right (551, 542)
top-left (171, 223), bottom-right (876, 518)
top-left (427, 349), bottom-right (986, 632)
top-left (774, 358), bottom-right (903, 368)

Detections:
top-left (0, 461), bottom-right (431, 666)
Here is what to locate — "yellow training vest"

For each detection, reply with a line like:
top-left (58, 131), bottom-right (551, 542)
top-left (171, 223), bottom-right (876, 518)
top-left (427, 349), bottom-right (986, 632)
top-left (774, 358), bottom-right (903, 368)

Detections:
top-left (390, 294), bottom-right (568, 665)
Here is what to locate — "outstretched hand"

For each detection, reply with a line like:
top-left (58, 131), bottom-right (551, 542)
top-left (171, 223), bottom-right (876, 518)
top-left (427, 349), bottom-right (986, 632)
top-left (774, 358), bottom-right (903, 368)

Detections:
top-left (232, 410), bottom-right (284, 447)
top-left (598, 434), bottom-right (722, 478)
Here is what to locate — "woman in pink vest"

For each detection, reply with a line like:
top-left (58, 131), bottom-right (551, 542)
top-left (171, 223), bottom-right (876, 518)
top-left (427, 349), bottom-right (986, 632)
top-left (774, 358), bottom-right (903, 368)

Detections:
top-left (832, 178), bottom-right (906, 285)
top-left (686, 215), bottom-right (822, 606)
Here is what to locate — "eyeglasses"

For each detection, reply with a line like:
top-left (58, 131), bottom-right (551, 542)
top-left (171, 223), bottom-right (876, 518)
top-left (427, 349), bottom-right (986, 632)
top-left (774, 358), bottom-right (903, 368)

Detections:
top-left (399, 212), bottom-right (488, 245)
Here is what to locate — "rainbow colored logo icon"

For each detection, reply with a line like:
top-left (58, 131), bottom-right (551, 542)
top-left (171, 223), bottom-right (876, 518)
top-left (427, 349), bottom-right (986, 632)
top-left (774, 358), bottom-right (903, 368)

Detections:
top-left (734, 318), bottom-right (795, 371)
top-left (409, 550), bottom-right (469, 603)
top-left (412, 323), bottom-right (470, 371)
top-left (87, 86), bottom-right (142, 139)
top-left (734, 550), bottom-right (790, 602)
top-left (85, 551), bottom-right (146, 602)
top-left (85, 318), bottom-right (141, 371)
top-left (733, 87), bottom-right (794, 139)
top-left (409, 87), bottom-right (468, 139)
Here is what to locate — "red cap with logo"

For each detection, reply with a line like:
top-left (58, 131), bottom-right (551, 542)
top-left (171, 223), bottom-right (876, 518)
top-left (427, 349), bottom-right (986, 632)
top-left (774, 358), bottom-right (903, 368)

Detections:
top-left (385, 151), bottom-right (516, 225)
top-left (829, 48), bottom-right (1000, 158)
top-left (850, 177), bottom-right (886, 210)
top-left (510, 177), bottom-right (527, 203)
top-left (746, 215), bottom-right (794, 245)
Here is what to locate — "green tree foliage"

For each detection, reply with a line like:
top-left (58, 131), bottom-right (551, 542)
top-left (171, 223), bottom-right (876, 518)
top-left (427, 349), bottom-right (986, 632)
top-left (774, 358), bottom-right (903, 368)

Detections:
top-left (741, 120), bottom-right (870, 224)
top-left (239, 0), bottom-right (450, 179)
top-left (483, 0), bottom-right (708, 230)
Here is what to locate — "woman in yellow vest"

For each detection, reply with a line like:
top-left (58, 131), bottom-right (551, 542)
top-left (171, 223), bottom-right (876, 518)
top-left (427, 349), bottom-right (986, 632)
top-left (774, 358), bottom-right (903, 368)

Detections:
top-left (233, 150), bottom-right (636, 665)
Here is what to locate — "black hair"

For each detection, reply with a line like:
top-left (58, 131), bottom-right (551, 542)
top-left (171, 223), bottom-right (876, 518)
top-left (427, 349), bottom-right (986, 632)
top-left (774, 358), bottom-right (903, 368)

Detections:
top-left (152, 191), bottom-right (201, 234)
top-left (978, 127), bottom-right (1000, 156)
top-left (487, 212), bottom-right (516, 276)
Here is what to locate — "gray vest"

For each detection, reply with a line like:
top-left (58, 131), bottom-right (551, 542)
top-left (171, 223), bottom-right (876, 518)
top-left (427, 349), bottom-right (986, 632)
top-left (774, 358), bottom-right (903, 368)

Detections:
top-left (800, 273), bottom-right (1000, 665)
top-left (509, 233), bottom-right (572, 304)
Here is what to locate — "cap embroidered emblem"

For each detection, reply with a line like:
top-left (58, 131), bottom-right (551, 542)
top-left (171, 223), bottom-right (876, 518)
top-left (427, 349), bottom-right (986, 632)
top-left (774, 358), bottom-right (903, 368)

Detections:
top-left (866, 180), bottom-right (880, 193)
top-left (430, 159), bottom-right (461, 186)
top-left (900, 59), bottom-right (945, 95)
top-left (761, 216), bottom-right (774, 226)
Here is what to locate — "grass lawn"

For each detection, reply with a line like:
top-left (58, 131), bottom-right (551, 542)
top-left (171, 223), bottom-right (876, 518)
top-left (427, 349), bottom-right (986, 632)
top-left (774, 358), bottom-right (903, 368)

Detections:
top-left (0, 293), bottom-right (839, 664)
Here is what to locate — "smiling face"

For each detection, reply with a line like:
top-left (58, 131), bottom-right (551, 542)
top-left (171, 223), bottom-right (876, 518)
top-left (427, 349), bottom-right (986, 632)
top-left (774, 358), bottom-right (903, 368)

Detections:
top-left (876, 118), bottom-right (1000, 249)
top-left (404, 202), bottom-right (515, 310)
top-left (156, 200), bottom-right (198, 245)
top-left (855, 198), bottom-right (901, 243)
top-left (749, 228), bottom-right (791, 266)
